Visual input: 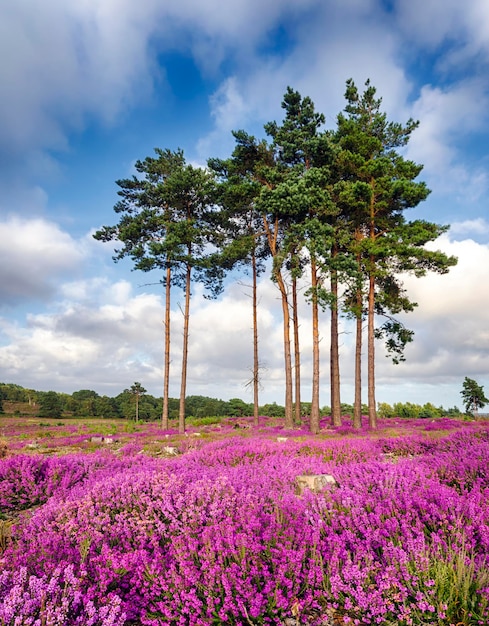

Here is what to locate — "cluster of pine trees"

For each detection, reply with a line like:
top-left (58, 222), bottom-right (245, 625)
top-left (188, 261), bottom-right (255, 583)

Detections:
top-left (94, 79), bottom-right (457, 434)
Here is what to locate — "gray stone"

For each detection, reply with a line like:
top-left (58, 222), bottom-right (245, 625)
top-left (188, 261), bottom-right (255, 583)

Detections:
top-left (295, 474), bottom-right (337, 495)
top-left (163, 445), bottom-right (179, 456)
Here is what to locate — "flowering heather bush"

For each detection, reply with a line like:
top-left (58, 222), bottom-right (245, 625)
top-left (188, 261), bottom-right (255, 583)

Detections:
top-left (0, 565), bottom-right (125, 625)
top-left (0, 452), bottom-right (159, 511)
top-left (1, 429), bottom-right (489, 624)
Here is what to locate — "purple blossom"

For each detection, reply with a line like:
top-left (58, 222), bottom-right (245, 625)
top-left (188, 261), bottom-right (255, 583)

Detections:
top-left (0, 424), bottom-right (488, 624)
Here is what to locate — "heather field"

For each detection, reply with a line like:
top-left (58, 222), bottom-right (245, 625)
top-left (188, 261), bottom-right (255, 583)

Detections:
top-left (1, 417), bottom-right (489, 625)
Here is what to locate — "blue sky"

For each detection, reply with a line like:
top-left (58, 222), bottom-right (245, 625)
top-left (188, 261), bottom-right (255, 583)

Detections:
top-left (1, 0), bottom-right (489, 410)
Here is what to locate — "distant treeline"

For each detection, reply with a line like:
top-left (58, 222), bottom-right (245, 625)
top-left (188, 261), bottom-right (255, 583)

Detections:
top-left (0, 383), bottom-right (258, 421)
top-left (0, 382), bottom-right (464, 421)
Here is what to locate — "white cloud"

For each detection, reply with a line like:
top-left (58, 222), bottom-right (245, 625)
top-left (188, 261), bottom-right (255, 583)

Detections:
top-left (1, 0), bottom-right (489, 410)
top-left (196, 77), bottom-right (252, 159)
top-left (0, 216), bottom-right (86, 306)
top-left (1, 231), bottom-right (488, 407)
top-left (395, 0), bottom-right (489, 70)
top-left (395, 0), bottom-right (468, 49)
top-left (450, 218), bottom-right (489, 236)
top-left (0, 0), bottom-right (321, 172)
top-left (406, 80), bottom-right (489, 200)
top-left (195, 0), bottom-right (413, 160)
top-left (373, 234), bottom-right (489, 392)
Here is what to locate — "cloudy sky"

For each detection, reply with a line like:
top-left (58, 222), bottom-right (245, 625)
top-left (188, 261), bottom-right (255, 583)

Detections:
top-left (1, 0), bottom-right (489, 411)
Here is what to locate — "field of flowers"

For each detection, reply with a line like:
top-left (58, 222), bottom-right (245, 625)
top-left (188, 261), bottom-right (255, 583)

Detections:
top-left (1, 416), bottom-right (489, 625)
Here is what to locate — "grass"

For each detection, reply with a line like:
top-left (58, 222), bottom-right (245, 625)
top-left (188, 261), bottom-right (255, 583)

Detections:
top-left (0, 413), bottom-right (487, 457)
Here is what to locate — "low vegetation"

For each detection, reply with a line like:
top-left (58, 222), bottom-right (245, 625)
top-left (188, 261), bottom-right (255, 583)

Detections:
top-left (0, 416), bottom-right (488, 624)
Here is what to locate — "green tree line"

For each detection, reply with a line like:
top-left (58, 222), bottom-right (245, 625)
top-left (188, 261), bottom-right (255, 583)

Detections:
top-left (0, 383), bottom-right (259, 421)
top-left (0, 382), bottom-right (467, 421)
top-left (93, 79), bottom-right (457, 434)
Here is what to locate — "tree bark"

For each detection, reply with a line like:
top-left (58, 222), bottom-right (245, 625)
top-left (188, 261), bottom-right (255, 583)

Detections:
top-left (178, 262), bottom-right (191, 435)
top-left (368, 182), bottom-right (377, 430)
top-left (353, 286), bottom-right (363, 429)
top-left (367, 269), bottom-right (377, 429)
top-left (330, 267), bottom-right (342, 427)
top-left (310, 257), bottom-right (320, 434)
top-left (162, 263), bottom-right (171, 430)
top-left (262, 216), bottom-right (293, 427)
top-left (276, 271), bottom-right (294, 428)
top-left (252, 250), bottom-right (260, 426)
top-left (292, 274), bottom-right (301, 425)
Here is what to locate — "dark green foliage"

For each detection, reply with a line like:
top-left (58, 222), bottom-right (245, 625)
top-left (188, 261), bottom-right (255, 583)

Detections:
top-left (38, 391), bottom-right (63, 419)
top-left (0, 382), bottom-right (471, 420)
top-left (0, 383), bottom-right (35, 403)
top-left (377, 402), bottom-right (463, 419)
top-left (259, 402), bottom-right (285, 417)
top-left (226, 398), bottom-right (254, 416)
top-left (94, 148), bottom-right (226, 295)
top-left (461, 377), bottom-right (489, 416)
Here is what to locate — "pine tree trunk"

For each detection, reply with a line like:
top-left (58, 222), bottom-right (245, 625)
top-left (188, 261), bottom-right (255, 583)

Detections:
top-left (368, 183), bottom-right (377, 430)
top-left (353, 286), bottom-right (363, 429)
top-left (162, 263), bottom-right (171, 430)
top-left (262, 216), bottom-right (293, 428)
top-left (292, 275), bottom-right (301, 425)
top-left (252, 250), bottom-right (259, 426)
top-left (310, 257), bottom-right (320, 434)
top-left (178, 262), bottom-right (191, 435)
top-left (276, 270), bottom-right (294, 428)
top-left (330, 267), bottom-right (342, 427)
top-left (367, 270), bottom-right (377, 429)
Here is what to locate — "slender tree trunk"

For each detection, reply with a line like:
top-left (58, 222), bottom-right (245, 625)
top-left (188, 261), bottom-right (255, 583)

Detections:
top-left (135, 395), bottom-right (139, 423)
top-left (179, 262), bottom-right (191, 435)
top-left (367, 269), bottom-right (377, 429)
top-left (368, 183), bottom-right (377, 429)
top-left (262, 216), bottom-right (293, 427)
top-left (162, 263), bottom-right (171, 430)
top-left (292, 274), bottom-right (301, 425)
top-left (276, 270), bottom-right (294, 428)
top-left (252, 250), bottom-right (259, 426)
top-left (330, 266), bottom-right (342, 427)
top-left (353, 286), bottom-right (363, 429)
top-left (310, 257), bottom-right (320, 434)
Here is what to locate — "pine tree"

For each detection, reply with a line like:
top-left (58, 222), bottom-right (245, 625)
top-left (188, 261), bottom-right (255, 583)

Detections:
top-left (94, 149), bottom-right (224, 434)
top-left (335, 79), bottom-right (456, 428)
top-left (461, 377), bottom-right (489, 416)
top-left (264, 87), bottom-right (336, 433)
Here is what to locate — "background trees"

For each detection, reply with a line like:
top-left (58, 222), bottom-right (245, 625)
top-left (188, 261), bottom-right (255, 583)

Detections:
top-left (461, 377), bottom-right (489, 416)
top-left (127, 382), bottom-right (147, 422)
top-left (0, 381), bottom-right (473, 420)
top-left (37, 391), bottom-right (63, 419)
